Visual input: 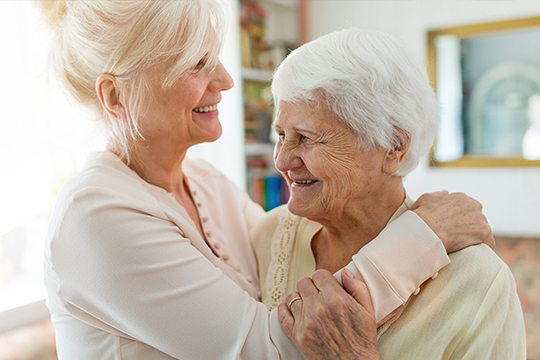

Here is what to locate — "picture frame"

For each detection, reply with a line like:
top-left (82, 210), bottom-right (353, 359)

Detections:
top-left (427, 16), bottom-right (540, 167)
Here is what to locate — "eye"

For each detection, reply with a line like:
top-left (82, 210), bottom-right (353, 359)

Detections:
top-left (193, 54), bottom-right (209, 71)
top-left (300, 134), bottom-right (314, 144)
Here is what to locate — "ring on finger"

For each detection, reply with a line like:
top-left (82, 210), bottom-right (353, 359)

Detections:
top-left (287, 296), bottom-right (302, 312)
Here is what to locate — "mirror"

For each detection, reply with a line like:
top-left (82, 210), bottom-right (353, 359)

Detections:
top-left (428, 16), bottom-right (540, 166)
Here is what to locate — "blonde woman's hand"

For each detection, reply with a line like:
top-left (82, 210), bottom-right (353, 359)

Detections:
top-left (278, 269), bottom-right (380, 360)
top-left (411, 191), bottom-right (495, 253)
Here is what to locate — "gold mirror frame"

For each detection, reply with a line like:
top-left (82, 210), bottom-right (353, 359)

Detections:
top-left (427, 16), bottom-right (540, 167)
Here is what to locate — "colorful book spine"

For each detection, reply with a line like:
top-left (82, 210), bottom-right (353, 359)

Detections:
top-left (264, 174), bottom-right (282, 211)
top-left (247, 158), bottom-right (289, 211)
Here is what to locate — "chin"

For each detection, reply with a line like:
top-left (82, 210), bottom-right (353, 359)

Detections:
top-left (286, 198), bottom-right (309, 218)
top-left (204, 125), bottom-right (223, 143)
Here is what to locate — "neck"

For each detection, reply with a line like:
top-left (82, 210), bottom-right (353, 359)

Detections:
top-left (118, 141), bottom-right (208, 238)
top-left (312, 180), bottom-right (405, 273)
top-left (120, 140), bottom-right (189, 196)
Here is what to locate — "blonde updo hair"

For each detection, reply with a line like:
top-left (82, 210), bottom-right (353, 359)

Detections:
top-left (38, 0), bottom-right (228, 160)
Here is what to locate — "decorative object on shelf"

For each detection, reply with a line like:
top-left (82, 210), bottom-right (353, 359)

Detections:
top-left (239, 1), bottom-right (297, 71)
top-left (243, 80), bottom-right (273, 143)
top-left (240, 1), bottom-right (268, 70)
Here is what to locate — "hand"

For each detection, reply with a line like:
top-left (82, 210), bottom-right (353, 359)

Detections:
top-left (411, 191), bottom-right (495, 253)
top-left (278, 269), bottom-right (380, 360)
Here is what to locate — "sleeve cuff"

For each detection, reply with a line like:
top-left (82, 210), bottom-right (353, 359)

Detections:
top-left (346, 211), bottom-right (450, 324)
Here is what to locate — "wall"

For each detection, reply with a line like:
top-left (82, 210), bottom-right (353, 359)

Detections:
top-left (310, 0), bottom-right (540, 237)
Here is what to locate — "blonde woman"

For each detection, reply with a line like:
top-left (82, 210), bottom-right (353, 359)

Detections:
top-left (41, 1), bottom-right (494, 359)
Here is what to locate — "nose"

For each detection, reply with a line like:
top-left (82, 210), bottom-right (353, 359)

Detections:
top-left (274, 140), bottom-right (303, 174)
top-left (210, 61), bottom-right (234, 92)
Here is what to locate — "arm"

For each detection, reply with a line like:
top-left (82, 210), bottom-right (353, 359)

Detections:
top-left (50, 187), bottom-right (301, 359)
top-left (334, 191), bottom-right (494, 325)
top-left (334, 211), bottom-right (448, 324)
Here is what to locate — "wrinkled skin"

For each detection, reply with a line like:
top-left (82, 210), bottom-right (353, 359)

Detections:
top-left (411, 191), bottom-right (496, 252)
top-left (279, 269), bottom-right (380, 360)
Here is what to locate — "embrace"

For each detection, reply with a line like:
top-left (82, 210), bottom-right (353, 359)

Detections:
top-left (40, 0), bottom-right (525, 359)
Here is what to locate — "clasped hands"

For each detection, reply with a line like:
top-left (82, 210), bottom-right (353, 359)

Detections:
top-left (279, 269), bottom-right (380, 360)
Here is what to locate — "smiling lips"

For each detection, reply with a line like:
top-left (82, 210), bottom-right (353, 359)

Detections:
top-left (193, 104), bottom-right (218, 113)
top-left (293, 179), bottom-right (318, 185)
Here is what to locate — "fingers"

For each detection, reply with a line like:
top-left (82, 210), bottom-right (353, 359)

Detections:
top-left (309, 269), bottom-right (343, 293)
top-left (341, 268), bottom-right (374, 315)
top-left (295, 274), bottom-right (325, 305)
top-left (279, 291), bottom-right (303, 336)
top-left (286, 292), bottom-right (303, 313)
top-left (410, 190), bottom-right (449, 210)
top-left (277, 302), bottom-right (295, 336)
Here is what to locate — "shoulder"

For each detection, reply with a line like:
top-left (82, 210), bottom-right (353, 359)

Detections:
top-left (446, 244), bottom-right (507, 283)
top-left (53, 152), bottom-right (159, 217)
top-left (49, 153), bottom-right (172, 249)
top-left (420, 244), bottom-right (516, 309)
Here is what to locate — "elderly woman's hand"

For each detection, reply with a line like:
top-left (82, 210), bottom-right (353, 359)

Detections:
top-left (278, 269), bottom-right (380, 360)
top-left (411, 191), bottom-right (496, 252)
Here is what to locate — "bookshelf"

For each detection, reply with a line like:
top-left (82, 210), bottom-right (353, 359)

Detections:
top-left (239, 0), bottom-right (309, 211)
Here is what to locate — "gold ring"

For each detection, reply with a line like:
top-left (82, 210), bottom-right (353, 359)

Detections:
top-left (287, 296), bottom-right (302, 311)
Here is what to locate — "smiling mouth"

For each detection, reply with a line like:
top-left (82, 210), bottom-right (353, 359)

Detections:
top-left (193, 104), bottom-right (218, 113)
top-left (294, 180), bottom-right (318, 185)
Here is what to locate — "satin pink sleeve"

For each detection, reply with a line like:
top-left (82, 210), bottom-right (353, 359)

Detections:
top-left (334, 210), bottom-right (450, 325)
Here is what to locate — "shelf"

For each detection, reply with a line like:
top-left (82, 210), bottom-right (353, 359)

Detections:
top-left (240, 0), bottom-right (302, 210)
top-left (242, 68), bottom-right (274, 82)
top-left (245, 142), bottom-right (275, 156)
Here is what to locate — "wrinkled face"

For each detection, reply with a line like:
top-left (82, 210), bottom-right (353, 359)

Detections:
top-left (273, 100), bottom-right (392, 222)
top-left (140, 55), bottom-right (234, 154)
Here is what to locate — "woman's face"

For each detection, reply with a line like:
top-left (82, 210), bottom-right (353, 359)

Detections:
top-left (273, 101), bottom-right (395, 222)
top-left (141, 56), bottom-right (234, 154)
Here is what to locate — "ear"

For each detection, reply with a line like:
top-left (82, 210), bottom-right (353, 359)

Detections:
top-left (382, 134), bottom-right (411, 175)
top-left (95, 74), bottom-right (125, 121)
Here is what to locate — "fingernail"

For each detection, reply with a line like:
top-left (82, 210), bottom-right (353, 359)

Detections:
top-left (343, 268), bottom-right (353, 279)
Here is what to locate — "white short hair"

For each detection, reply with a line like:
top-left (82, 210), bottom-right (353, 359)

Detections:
top-left (39, 0), bottom-right (228, 160)
top-left (272, 28), bottom-right (439, 177)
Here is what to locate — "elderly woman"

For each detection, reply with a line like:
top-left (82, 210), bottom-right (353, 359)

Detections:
top-left (40, 1), bottom-right (495, 359)
top-left (251, 28), bottom-right (527, 359)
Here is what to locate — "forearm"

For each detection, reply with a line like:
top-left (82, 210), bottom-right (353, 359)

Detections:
top-left (334, 211), bottom-right (450, 324)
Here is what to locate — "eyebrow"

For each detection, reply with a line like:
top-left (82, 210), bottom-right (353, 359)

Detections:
top-left (293, 126), bottom-right (319, 136)
top-left (272, 122), bottom-right (321, 137)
